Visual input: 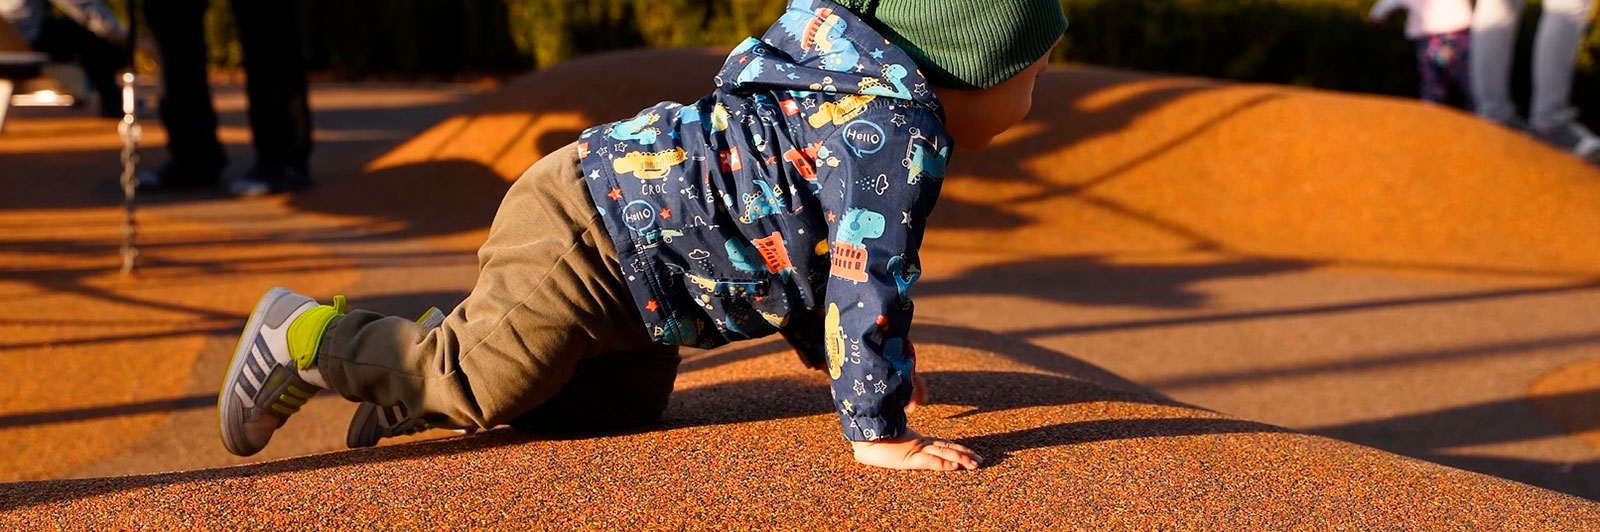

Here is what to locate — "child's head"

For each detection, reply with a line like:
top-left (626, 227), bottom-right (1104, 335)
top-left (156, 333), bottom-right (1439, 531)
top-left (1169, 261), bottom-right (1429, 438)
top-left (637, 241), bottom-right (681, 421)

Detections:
top-left (932, 50), bottom-right (1052, 149)
top-left (835, 0), bottom-right (1068, 149)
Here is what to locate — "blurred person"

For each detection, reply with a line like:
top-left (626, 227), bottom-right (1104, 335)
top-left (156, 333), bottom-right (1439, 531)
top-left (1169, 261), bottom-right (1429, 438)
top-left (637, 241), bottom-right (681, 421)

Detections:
top-left (1369, 0), bottom-right (1475, 107)
top-left (0, 0), bottom-right (130, 117)
top-left (214, 0), bottom-right (1073, 472)
top-left (1471, 0), bottom-right (1600, 162)
top-left (136, 0), bottom-right (311, 196)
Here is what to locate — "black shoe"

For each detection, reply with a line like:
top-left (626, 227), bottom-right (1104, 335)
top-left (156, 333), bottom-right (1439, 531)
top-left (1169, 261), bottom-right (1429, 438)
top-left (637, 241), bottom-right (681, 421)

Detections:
top-left (136, 159), bottom-right (225, 191)
top-left (229, 164), bottom-right (311, 197)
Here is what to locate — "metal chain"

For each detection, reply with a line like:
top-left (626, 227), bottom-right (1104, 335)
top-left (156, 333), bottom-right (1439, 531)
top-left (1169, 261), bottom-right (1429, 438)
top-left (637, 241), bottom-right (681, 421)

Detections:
top-left (117, 71), bottom-right (140, 275)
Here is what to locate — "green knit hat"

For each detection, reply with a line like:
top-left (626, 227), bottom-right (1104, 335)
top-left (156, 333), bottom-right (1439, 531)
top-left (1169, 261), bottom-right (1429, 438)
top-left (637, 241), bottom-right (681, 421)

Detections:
top-left (833, 0), bottom-right (1067, 90)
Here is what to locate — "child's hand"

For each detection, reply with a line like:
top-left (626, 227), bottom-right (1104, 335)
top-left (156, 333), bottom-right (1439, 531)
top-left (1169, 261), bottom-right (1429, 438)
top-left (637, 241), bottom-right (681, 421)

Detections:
top-left (851, 429), bottom-right (982, 471)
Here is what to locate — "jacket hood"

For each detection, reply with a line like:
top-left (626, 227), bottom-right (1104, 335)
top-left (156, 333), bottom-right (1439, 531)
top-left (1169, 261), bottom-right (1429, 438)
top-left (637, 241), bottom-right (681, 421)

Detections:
top-left (714, 0), bottom-right (944, 120)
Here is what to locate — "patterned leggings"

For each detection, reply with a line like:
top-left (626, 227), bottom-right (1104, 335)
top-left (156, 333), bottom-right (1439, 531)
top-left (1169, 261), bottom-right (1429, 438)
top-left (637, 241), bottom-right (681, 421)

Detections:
top-left (1417, 30), bottom-right (1473, 106)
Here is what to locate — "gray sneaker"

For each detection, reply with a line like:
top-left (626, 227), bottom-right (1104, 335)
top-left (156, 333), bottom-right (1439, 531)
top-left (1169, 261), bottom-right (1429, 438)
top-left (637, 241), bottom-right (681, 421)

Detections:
top-left (1532, 121), bottom-right (1600, 163)
top-left (345, 306), bottom-right (447, 448)
top-left (347, 402), bottom-right (437, 448)
top-left (227, 178), bottom-right (273, 198)
top-left (218, 287), bottom-right (343, 456)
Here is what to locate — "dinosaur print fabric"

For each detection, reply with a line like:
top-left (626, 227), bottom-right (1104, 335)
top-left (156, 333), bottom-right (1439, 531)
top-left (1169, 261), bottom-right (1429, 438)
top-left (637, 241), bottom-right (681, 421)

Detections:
top-left (578, 0), bottom-right (953, 442)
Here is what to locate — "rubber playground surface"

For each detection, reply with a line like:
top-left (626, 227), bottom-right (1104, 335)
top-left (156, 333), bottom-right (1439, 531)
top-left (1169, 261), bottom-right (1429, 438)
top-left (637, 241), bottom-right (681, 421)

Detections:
top-left (3, 48), bottom-right (1600, 529)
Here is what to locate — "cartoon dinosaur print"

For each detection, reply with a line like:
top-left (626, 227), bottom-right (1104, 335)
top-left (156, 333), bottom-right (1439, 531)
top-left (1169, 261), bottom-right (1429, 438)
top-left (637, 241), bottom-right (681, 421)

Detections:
top-left (777, 2), bottom-right (862, 72)
top-left (857, 64), bottom-right (911, 99)
top-left (676, 105), bottom-right (702, 126)
top-left (609, 111), bottom-right (662, 145)
top-left (725, 239), bottom-right (762, 273)
top-left (886, 254), bottom-right (920, 305)
top-left (836, 208), bottom-right (886, 245)
top-left (830, 209), bottom-right (886, 283)
top-left (729, 36), bottom-right (759, 57)
top-left (654, 314), bottom-right (703, 346)
top-left (612, 147), bottom-right (687, 180)
top-left (807, 94), bottom-right (876, 128)
top-left (825, 303), bottom-right (845, 379)
top-left (739, 179), bottom-right (787, 224)
top-left (735, 56), bottom-right (767, 86)
top-left (903, 128), bottom-right (950, 185)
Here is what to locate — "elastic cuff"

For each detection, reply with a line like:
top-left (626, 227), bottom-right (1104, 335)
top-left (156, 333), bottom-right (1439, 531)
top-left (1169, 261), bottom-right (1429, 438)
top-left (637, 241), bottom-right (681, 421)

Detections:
top-left (840, 413), bottom-right (907, 442)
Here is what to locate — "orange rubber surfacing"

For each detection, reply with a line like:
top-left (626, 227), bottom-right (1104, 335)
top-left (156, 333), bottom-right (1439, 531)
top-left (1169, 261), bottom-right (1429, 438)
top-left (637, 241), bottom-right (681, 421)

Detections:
top-left (3, 48), bottom-right (1600, 527)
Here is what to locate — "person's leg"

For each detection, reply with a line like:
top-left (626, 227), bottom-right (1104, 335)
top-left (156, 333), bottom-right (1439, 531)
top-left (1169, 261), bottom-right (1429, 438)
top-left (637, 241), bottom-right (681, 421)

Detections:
top-left (316, 143), bottom-right (661, 430)
top-left (1449, 31), bottom-right (1475, 110)
top-left (143, 0), bottom-right (226, 183)
top-left (1416, 37), bottom-right (1449, 103)
top-left (227, 0), bottom-right (312, 190)
top-left (1469, 0), bottom-right (1525, 124)
top-left (1528, 0), bottom-right (1598, 130)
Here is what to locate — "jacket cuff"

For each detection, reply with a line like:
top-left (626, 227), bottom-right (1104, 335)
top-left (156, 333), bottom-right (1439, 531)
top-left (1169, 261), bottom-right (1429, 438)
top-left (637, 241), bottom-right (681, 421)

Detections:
top-left (839, 411), bottom-right (908, 442)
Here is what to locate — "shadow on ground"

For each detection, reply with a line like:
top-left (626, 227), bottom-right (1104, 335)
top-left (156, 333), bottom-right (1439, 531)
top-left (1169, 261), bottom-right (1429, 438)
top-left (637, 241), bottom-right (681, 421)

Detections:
top-left (1310, 390), bottom-right (1600, 500)
top-left (0, 330), bottom-right (1260, 511)
top-left (0, 290), bottom-right (469, 431)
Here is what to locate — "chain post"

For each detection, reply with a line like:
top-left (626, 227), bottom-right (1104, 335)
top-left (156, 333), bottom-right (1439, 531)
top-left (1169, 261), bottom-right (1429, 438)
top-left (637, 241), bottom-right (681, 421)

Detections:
top-left (118, 70), bottom-right (140, 275)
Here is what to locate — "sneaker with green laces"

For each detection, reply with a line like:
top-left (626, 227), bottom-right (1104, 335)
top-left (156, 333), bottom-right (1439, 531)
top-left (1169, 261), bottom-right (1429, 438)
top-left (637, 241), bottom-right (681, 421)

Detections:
top-left (346, 306), bottom-right (451, 448)
top-left (218, 287), bottom-right (344, 456)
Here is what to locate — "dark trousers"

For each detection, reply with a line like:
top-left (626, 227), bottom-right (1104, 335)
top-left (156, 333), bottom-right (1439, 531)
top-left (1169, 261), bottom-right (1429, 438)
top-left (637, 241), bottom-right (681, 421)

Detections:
top-left (30, 17), bottom-right (124, 116)
top-left (144, 0), bottom-right (311, 176)
top-left (1415, 30), bottom-right (1474, 109)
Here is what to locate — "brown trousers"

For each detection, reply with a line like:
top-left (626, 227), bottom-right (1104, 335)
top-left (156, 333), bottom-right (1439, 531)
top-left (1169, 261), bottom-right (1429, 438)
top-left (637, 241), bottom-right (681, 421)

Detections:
top-left (316, 143), bottom-right (680, 431)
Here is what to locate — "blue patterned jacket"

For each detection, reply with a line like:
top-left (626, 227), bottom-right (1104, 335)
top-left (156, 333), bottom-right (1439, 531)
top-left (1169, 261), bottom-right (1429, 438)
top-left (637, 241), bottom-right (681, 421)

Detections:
top-left (578, 0), bottom-right (953, 442)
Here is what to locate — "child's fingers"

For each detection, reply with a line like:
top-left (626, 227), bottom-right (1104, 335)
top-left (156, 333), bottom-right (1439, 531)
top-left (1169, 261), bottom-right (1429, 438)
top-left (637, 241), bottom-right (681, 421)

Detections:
top-left (930, 440), bottom-right (984, 466)
top-left (920, 444), bottom-right (979, 470)
top-left (932, 439), bottom-right (979, 457)
top-left (906, 452), bottom-right (960, 471)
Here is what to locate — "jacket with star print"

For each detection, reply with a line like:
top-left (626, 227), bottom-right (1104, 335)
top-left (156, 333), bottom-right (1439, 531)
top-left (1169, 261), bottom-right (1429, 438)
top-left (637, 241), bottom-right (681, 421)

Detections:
top-left (577, 0), bottom-right (953, 442)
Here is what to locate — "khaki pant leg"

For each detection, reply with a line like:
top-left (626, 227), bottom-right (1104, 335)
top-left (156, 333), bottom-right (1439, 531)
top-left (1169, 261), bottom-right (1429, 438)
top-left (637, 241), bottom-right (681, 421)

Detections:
top-left (512, 342), bottom-right (682, 432)
top-left (316, 143), bottom-right (660, 430)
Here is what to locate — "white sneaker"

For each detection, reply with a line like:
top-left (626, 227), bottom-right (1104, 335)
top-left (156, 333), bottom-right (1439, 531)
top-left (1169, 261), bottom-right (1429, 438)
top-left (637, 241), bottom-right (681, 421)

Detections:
top-left (228, 178), bottom-right (273, 198)
top-left (1532, 121), bottom-right (1600, 164)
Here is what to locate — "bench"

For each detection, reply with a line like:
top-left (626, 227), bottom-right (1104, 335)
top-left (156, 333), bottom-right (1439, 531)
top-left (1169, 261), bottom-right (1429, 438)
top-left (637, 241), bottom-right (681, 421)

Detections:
top-left (0, 51), bottom-right (46, 133)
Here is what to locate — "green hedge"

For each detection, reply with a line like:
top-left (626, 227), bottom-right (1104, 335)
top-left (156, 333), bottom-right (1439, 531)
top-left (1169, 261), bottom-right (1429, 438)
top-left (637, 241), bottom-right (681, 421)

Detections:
top-left (106, 1), bottom-right (1599, 119)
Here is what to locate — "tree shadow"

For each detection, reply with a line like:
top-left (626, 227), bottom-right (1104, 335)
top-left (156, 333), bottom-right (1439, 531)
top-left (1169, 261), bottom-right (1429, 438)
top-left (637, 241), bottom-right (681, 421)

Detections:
top-left (931, 69), bottom-right (1271, 236)
top-left (916, 254), bottom-right (1312, 310)
top-left (289, 159), bottom-right (512, 239)
top-left (0, 289), bottom-right (467, 430)
top-left (278, 48), bottom-right (727, 241)
top-left (0, 84), bottom-right (478, 212)
top-left (0, 334), bottom-right (1248, 511)
top-left (3, 320), bottom-right (1595, 508)
top-left (1307, 389), bottom-right (1600, 500)
top-left (678, 323), bottom-right (1148, 395)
